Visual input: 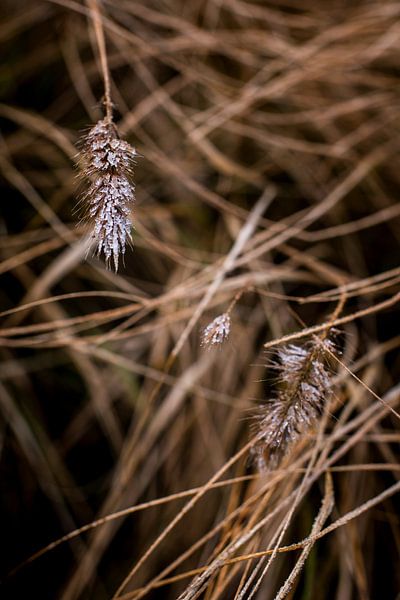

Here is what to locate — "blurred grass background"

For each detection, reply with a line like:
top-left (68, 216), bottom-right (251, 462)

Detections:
top-left (0, 1), bottom-right (400, 599)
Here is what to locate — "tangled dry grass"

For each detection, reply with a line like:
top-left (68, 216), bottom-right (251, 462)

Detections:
top-left (1, 1), bottom-right (400, 599)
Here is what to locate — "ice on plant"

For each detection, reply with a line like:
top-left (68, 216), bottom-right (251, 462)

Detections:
top-left (252, 339), bottom-right (334, 471)
top-left (78, 118), bottom-right (136, 271)
top-left (201, 313), bottom-right (231, 347)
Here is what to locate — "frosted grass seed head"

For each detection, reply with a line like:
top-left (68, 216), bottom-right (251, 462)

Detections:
top-left (201, 313), bottom-right (231, 348)
top-left (77, 118), bottom-right (137, 271)
top-left (251, 337), bottom-right (335, 471)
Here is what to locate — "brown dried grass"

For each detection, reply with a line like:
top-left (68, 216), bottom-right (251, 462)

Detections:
top-left (0, 1), bottom-right (400, 599)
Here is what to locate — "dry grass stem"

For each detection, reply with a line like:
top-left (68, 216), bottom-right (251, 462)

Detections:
top-left (1, 1), bottom-right (399, 599)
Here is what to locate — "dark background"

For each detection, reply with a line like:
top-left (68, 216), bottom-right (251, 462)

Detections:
top-left (1, 1), bottom-right (400, 599)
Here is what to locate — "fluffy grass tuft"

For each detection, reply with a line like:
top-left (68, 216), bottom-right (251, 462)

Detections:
top-left (77, 119), bottom-right (136, 271)
top-left (251, 338), bottom-right (335, 470)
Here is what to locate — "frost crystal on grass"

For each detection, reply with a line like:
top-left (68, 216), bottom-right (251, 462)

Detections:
top-left (201, 313), bottom-right (231, 348)
top-left (251, 339), bottom-right (334, 471)
top-left (77, 118), bottom-right (137, 271)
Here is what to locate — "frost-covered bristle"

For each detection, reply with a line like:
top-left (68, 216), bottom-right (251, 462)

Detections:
top-left (83, 120), bottom-right (136, 174)
top-left (201, 313), bottom-right (231, 348)
top-left (251, 339), bottom-right (334, 471)
top-left (77, 118), bottom-right (136, 271)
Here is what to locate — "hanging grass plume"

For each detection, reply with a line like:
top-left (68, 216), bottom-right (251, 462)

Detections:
top-left (200, 288), bottom-right (250, 349)
top-left (201, 313), bottom-right (231, 348)
top-left (251, 337), bottom-right (335, 470)
top-left (78, 119), bottom-right (136, 271)
top-left (76, 0), bottom-right (137, 271)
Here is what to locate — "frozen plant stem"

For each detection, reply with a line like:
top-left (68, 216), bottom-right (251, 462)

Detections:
top-left (172, 187), bottom-right (275, 359)
top-left (77, 0), bottom-right (136, 270)
top-left (87, 0), bottom-right (112, 122)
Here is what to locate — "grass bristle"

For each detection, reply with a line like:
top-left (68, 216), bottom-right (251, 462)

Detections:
top-left (77, 119), bottom-right (136, 271)
top-left (252, 338), bottom-right (335, 470)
